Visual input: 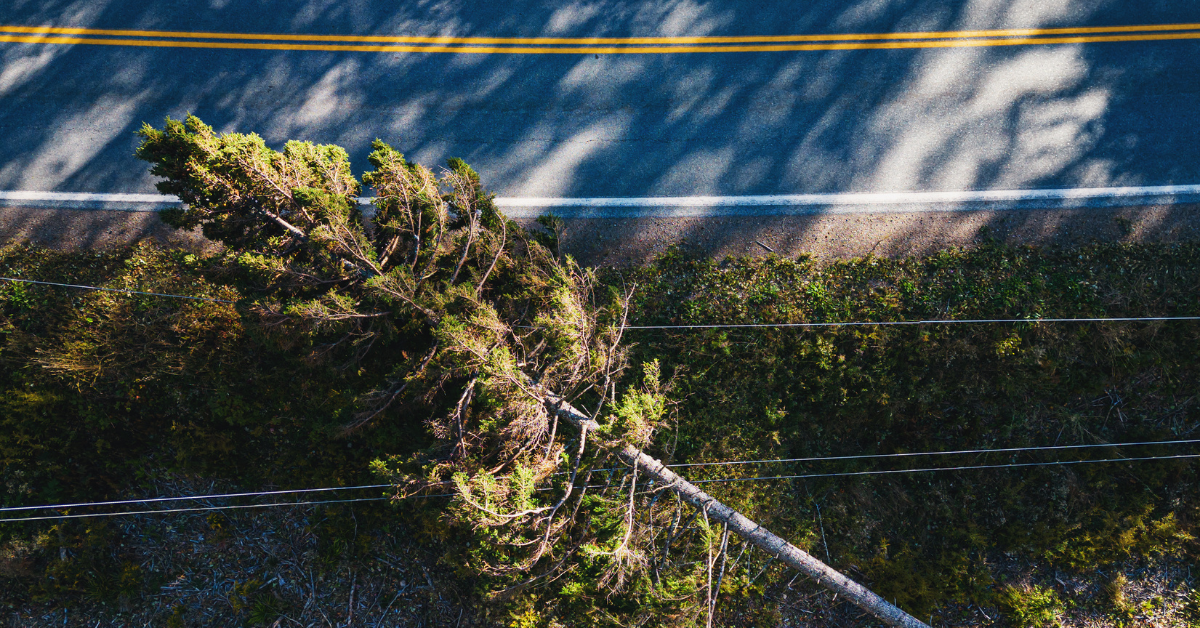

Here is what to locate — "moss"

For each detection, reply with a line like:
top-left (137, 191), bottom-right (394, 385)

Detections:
top-left (998, 584), bottom-right (1063, 627)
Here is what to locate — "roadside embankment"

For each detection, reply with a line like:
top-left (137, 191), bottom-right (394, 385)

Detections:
top-left (4, 203), bottom-right (1200, 263)
top-left (0, 206), bottom-right (214, 253)
top-left (553, 203), bottom-right (1200, 265)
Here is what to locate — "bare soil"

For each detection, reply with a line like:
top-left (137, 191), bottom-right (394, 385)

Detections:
top-left (550, 204), bottom-right (1200, 266)
top-left (5, 204), bottom-right (1200, 264)
top-left (0, 207), bottom-right (215, 254)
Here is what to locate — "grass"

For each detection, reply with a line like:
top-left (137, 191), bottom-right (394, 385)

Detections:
top-left (615, 243), bottom-right (1200, 617)
top-left (1, 241), bottom-right (1198, 626)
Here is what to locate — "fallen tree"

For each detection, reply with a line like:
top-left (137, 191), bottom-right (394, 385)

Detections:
top-left (547, 395), bottom-right (928, 627)
top-left (136, 115), bottom-right (927, 626)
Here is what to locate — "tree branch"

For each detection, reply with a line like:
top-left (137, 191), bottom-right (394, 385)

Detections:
top-left (543, 395), bottom-right (930, 628)
top-left (476, 218), bottom-right (507, 297)
top-left (341, 343), bottom-right (439, 433)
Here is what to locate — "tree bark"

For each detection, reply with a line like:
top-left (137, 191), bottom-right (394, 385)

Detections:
top-left (546, 395), bottom-right (929, 628)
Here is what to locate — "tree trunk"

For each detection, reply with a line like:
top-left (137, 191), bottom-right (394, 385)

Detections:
top-left (547, 395), bottom-right (930, 628)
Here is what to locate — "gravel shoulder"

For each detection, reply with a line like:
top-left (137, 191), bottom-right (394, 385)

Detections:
top-left (4, 204), bottom-right (1200, 264)
top-left (552, 204), bottom-right (1200, 266)
top-left (0, 207), bottom-right (216, 254)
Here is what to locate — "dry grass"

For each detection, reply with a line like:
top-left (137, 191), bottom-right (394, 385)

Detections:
top-left (5, 473), bottom-right (469, 628)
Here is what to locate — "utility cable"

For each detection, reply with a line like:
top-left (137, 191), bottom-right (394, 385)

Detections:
top-left (688, 453), bottom-right (1200, 484)
top-left (551, 437), bottom-right (1200, 475)
top-left (0, 496), bottom-right (398, 523)
top-left (0, 484), bottom-right (394, 513)
top-left (5, 277), bottom-right (1199, 327)
top-left (7, 440), bottom-right (1198, 514)
top-left (4, 453), bottom-right (1197, 523)
top-left (0, 277), bottom-right (233, 303)
top-left (0, 493), bottom-right (467, 523)
top-left (623, 315), bottom-right (1200, 330)
top-left (665, 437), bottom-right (1200, 469)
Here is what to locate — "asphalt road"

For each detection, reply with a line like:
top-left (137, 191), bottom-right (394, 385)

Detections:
top-left (3, 0), bottom-right (1200, 203)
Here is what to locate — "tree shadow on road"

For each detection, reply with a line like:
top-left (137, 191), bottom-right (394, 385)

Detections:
top-left (2, 0), bottom-right (1199, 259)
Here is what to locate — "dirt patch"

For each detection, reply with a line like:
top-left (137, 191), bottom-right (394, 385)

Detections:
top-left (5, 204), bottom-right (1200, 264)
top-left (1, 474), bottom-right (467, 628)
top-left (0, 207), bottom-right (215, 253)
top-left (545, 204), bottom-right (1200, 266)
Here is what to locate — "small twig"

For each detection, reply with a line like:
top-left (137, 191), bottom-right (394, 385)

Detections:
top-left (346, 569), bottom-right (357, 627)
top-left (476, 218), bottom-right (507, 297)
top-left (711, 523), bottom-right (731, 620)
top-left (451, 377), bottom-right (478, 459)
top-left (725, 540), bottom-right (751, 584)
top-left (815, 502), bottom-right (830, 562)
top-left (662, 508), bottom-right (702, 560)
top-left (704, 506), bottom-right (714, 628)
top-left (754, 240), bottom-right (775, 253)
top-left (449, 175), bottom-right (478, 285)
top-left (529, 425), bottom-right (590, 562)
top-left (419, 564), bottom-right (434, 589)
top-left (377, 587), bottom-right (405, 623)
top-left (341, 343), bottom-right (439, 433)
top-left (542, 412), bottom-right (560, 464)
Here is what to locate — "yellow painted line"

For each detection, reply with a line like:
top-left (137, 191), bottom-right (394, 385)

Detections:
top-left (3, 31), bottom-right (1200, 54)
top-left (2, 22), bottom-right (1200, 46)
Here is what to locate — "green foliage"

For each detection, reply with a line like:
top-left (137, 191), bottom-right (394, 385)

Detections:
top-left (508, 607), bottom-right (542, 628)
top-left (245, 588), bottom-right (286, 626)
top-left (998, 584), bottom-right (1063, 627)
top-left (0, 244), bottom-right (403, 507)
top-left (533, 213), bottom-right (565, 258)
top-left (615, 243), bottom-right (1200, 620)
top-left (599, 361), bottom-right (665, 447)
top-left (165, 605), bottom-right (187, 628)
top-left (134, 117), bottom-right (687, 622)
top-left (5, 240), bottom-right (1200, 626)
top-left (1043, 510), bottom-right (1195, 570)
top-left (1103, 573), bottom-right (1131, 616)
top-left (138, 117), bottom-right (359, 251)
top-left (1182, 587), bottom-right (1200, 626)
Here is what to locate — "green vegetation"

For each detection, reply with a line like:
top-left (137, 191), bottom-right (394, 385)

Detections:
top-left (1, 119), bottom-right (1198, 625)
top-left (131, 116), bottom-right (694, 621)
top-left (4, 241), bottom-right (1197, 625)
top-left (998, 584), bottom-right (1063, 627)
top-left (620, 245), bottom-right (1200, 617)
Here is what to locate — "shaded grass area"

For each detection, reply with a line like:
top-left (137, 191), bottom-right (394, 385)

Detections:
top-left (1, 241), bottom-right (1198, 626)
top-left (0, 244), bottom-right (426, 504)
top-left (0, 244), bottom-right (462, 623)
top-left (618, 244), bottom-right (1200, 619)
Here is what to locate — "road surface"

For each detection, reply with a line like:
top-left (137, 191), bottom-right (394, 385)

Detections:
top-left (2, 1), bottom-right (1200, 204)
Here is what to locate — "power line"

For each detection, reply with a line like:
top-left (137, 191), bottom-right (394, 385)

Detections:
top-left (0, 484), bottom-right (393, 513)
top-left (5, 277), bottom-right (1199, 328)
top-left (688, 453), bottom-right (1200, 484)
top-left (0, 497), bottom-right (395, 523)
top-left (5, 453), bottom-right (1196, 523)
top-left (0, 492), bottom-right (468, 524)
top-left (665, 438), bottom-right (1200, 469)
top-left (9, 439), bottom-right (1195, 514)
top-left (569, 438), bottom-right (1200, 475)
top-left (624, 315), bottom-right (1200, 330)
top-left (0, 277), bottom-right (233, 303)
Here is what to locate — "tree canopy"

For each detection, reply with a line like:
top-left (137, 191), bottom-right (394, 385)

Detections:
top-left (136, 115), bottom-right (677, 602)
top-left (134, 117), bottom-right (938, 628)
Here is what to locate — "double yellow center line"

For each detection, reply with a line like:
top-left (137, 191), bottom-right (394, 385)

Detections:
top-left (3, 22), bottom-right (1200, 54)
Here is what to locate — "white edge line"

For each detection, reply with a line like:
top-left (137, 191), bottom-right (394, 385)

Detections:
top-left (3, 185), bottom-right (1200, 216)
top-left (0, 191), bottom-right (182, 202)
top-left (493, 185), bottom-right (1200, 207)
